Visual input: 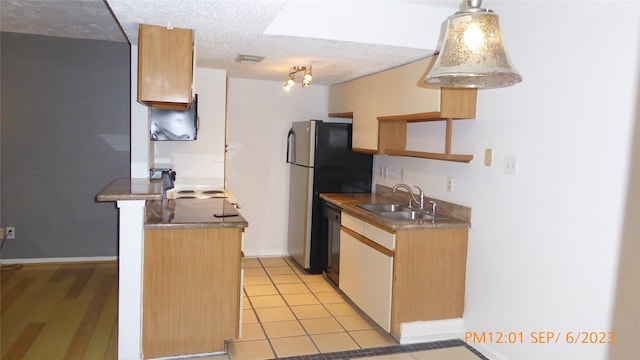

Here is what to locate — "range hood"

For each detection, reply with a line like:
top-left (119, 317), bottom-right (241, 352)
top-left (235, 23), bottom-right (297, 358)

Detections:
top-left (150, 94), bottom-right (198, 141)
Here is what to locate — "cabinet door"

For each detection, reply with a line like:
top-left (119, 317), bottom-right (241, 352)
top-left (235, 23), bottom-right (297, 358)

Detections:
top-left (138, 24), bottom-right (193, 109)
top-left (339, 229), bottom-right (393, 332)
top-left (143, 228), bottom-right (241, 358)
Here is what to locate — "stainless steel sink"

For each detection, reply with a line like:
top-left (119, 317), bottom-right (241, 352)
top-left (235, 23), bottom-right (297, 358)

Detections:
top-left (377, 211), bottom-right (440, 221)
top-left (355, 203), bottom-right (407, 212)
top-left (355, 203), bottom-right (450, 221)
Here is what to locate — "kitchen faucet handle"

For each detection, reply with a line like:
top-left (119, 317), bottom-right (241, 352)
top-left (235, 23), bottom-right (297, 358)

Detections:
top-left (429, 200), bottom-right (437, 215)
top-left (414, 186), bottom-right (425, 209)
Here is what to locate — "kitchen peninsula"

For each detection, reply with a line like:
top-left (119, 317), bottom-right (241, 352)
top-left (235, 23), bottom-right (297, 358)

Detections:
top-left (95, 178), bottom-right (248, 359)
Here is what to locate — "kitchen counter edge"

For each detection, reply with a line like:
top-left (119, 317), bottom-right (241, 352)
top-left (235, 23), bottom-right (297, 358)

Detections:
top-left (320, 193), bottom-right (470, 231)
top-left (95, 178), bottom-right (163, 202)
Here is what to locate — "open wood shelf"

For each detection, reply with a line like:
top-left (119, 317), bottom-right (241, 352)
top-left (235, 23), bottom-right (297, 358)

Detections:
top-left (329, 112), bottom-right (354, 118)
top-left (378, 114), bottom-right (474, 163)
top-left (385, 148), bottom-right (473, 163)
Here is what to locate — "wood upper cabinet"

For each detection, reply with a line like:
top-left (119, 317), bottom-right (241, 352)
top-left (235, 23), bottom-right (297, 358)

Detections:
top-left (328, 56), bottom-right (477, 157)
top-left (142, 227), bottom-right (242, 359)
top-left (138, 24), bottom-right (194, 110)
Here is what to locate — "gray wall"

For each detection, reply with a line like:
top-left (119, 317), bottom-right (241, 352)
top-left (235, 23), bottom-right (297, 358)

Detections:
top-left (1, 32), bottom-right (130, 260)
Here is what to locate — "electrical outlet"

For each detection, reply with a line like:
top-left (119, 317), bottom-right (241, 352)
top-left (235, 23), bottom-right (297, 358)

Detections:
top-left (6, 227), bottom-right (15, 240)
top-left (447, 177), bottom-right (454, 192)
top-left (401, 169), bottom-right (407, 182)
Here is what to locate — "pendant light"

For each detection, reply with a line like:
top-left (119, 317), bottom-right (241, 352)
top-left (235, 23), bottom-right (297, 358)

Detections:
top-left (425, 0), bottom-right (522, 89)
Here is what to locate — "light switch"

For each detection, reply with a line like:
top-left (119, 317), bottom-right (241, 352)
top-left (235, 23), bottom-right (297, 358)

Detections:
top-left (504, 156), bottom-right (518, 175)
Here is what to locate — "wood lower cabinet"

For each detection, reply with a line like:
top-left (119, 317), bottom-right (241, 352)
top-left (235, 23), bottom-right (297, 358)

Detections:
top-left (142, 227), bottom-right (242, 359)
top-left (340, 228), bottom-right (394, 331)
top-left (339, 213), bottom-right (468, 334)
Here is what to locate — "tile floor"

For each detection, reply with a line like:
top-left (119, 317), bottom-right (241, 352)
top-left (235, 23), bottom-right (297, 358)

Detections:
top-left (201, 256), bottom-right (484, 360)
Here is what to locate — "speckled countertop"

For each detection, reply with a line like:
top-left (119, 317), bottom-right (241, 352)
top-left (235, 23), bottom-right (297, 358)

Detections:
top-left (145, 198), bottom-right (248, 229)
top-left (95, 178), bottom-right (248, 230)
top-left (95, 178), bottom-right (163, 202)
top-left (320, 190), bottom-right (471, 231)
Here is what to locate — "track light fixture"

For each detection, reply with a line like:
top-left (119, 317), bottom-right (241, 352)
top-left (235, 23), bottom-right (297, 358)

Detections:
top-left (283, 65), bottom-right (312, 91)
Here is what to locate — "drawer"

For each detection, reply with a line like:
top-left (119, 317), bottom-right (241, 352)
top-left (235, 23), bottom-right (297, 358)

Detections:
top-left (342, 213), bottom-right (395, 251)
top-left (364, 222), bottom-right (395, 251)
top-left (341, 212), bottom-right (365, 234)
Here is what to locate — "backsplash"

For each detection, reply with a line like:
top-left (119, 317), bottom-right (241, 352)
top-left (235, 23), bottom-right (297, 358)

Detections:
top-left (375, 184), bottom-right (472, 223)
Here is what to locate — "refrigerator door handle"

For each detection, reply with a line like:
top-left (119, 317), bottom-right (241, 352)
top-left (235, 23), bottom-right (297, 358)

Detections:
top-left (286, 128), bottom-right (295, 164)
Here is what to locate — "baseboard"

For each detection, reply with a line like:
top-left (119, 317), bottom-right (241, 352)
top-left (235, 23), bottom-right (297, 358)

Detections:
top-left (0, 256), bottom-right (118, 265)
top-left (399, 318), bottom-right (465, 345)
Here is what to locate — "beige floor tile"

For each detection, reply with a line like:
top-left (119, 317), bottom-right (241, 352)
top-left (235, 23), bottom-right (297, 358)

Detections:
top-left (242, 296), bottom-right (251, 310)
top-left (262, 320), bottom-right (306, 338)
top-left (290, 304), bottom-right (331, 319)
top-left (242, 309), bottom-right (258, 324)
top-left (226, 339), bottom-right (274, 360)
top-left (315, 291), bottom-right (349, 304)
top-left (298, 273), bottom-right (327, 283)
top-left (243, 267), bottom-right (267, 276)
top-left (270, 274), bottom-right (303, 284)
top-left (411, 346), bottom-right (481, 360)
top-left (237, 323), bottom-right (265, 341)
top-left (255, 306), bottom-right (296, 322)
top-left (243, 275), bottom-right (272, 285)
top-left (249, 294), bottom-right (287, 308)
top-left (336, 314), bottom-right (379, 331)
top-left (270, 335), bottom-right (319, 358)
top-left (349, 329), bottom-right (399, 348)
top-left (284, 256), bottom-right (301, 266)
top-left (283, 293), bottom-right (321, 306)
top-left (259, 257), bottom-right (290, 267)
top-left (300, 317), bottom-right (344, 335)
top-left (306, 281), bottom-right (337, 293)
top-left (266, 266), bottom-right (296, 275)
top-left (357, 353), bottom-right (415, 360)
top-left (324, 302), bottom-right (360, 316)
top-left (311, 332), bottom-right (361, 353)
top-left (244, 284), bottom-right (279, 296)
top-left (276, 283), bottom-right (311, 294)
top-left (242, 258), bottom-right (262, 268)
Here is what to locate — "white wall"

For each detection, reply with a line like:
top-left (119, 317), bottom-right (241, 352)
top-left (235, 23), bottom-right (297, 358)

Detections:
top-left (376, 1), bottom-right (639, 358)
top-left (226, 78), bottom-right (331, 257)
top-left (153, 67), bottom-right (227, 186)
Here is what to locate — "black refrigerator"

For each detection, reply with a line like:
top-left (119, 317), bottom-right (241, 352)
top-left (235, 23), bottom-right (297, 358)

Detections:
top-left (286, 120), bottom-right (373, 273)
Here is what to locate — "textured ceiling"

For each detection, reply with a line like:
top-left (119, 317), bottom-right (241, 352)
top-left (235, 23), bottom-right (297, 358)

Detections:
top-left (0, 0), bottom-right (461, 85)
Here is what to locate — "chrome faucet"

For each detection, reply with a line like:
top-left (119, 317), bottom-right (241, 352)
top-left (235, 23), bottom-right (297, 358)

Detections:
top-left (392, 183), bottom-right (425, 210)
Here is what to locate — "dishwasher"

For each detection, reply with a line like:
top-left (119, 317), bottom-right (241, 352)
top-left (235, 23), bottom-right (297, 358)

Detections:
top-left (322, 201), bottom-right (342, 286)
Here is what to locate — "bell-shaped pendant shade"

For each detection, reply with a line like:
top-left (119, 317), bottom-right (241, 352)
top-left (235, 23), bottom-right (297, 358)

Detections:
top-left (425, 9), bottom-right (522, 89)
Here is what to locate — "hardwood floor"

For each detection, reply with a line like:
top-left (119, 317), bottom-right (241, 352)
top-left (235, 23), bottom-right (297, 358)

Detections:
top-left (1, 262), bottom-right (118, 360)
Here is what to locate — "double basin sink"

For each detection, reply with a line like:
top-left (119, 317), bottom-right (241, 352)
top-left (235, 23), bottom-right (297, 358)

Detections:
top-left (355, 203), bottom-right (449, 221)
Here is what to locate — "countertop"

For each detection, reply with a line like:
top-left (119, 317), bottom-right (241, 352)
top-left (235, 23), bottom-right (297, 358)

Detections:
top-left (95, 178), bottom-right (248, 229)
top-left (145, 198), bottom-right (248, 229)
top-left (320, 192), bottom-right (470, 231)
top-left (95, 178), bottom-right (163, 202)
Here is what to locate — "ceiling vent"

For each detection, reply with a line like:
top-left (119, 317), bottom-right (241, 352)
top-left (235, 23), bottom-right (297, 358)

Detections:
top-left (235, 54), bottom-right (265, 64)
